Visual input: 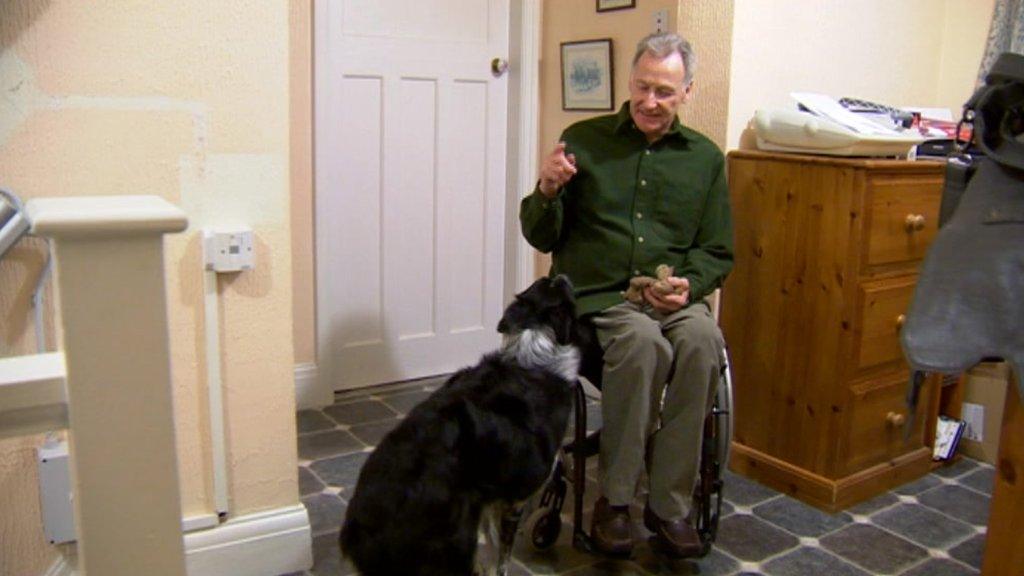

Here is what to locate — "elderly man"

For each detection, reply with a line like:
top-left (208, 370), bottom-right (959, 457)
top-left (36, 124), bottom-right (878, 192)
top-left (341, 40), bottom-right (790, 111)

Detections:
top-left (519, 32), bottom-right (733, 558)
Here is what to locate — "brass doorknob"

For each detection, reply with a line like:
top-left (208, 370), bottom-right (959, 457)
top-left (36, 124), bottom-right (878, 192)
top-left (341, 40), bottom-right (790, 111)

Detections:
top-left (491, 57), bottom-right (509, 77)
top-left (886, 411), bottom-right (906, 427)
top-left (904, 214), bottom-right (926, 232)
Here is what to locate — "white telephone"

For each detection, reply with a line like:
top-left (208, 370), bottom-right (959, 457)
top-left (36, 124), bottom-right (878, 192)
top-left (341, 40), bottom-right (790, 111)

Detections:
top-left (752, 93), bottom-right (926, 157)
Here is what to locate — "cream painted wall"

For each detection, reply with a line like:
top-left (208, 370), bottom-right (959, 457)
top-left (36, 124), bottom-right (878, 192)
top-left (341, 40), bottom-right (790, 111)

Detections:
top-left (726, 0), bottom-right (995, 149)
top-left (0, 2), bottom-right (298, 573)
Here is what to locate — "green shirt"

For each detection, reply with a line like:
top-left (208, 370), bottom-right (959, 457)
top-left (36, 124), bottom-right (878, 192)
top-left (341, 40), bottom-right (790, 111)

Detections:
top-left (520, 103), bottom-right (734, 317)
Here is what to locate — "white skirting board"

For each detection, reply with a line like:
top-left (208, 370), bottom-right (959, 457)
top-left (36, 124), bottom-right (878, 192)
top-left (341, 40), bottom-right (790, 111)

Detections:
top-left (184, 504), bottom-right (313, 576)
top-left (42, 549), bottom-right (76, 576)
top-left (43, 505), bottom-right (313, 576)
top-left (295, 362), bottom-right (330, 410)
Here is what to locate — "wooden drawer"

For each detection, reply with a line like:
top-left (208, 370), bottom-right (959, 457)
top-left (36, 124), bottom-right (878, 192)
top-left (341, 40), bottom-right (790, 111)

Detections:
top-left (864, 176), bottom-right (941, 268)
top-left (844, 377), bottom-right (926, 475)
top-left (855, 276), bottom-right (916, 372)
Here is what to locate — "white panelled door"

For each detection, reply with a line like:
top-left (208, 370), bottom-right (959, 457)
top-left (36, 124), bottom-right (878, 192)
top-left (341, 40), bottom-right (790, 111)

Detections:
top-left (316, 0), bottom-right (510, 390)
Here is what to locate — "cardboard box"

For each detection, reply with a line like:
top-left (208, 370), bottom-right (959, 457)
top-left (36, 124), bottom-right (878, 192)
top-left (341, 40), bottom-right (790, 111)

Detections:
top-left (958, 362), bottom-right (1011, 464)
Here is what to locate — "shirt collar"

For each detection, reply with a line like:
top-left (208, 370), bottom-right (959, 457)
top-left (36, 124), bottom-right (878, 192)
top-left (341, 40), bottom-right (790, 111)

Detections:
top-left (612, 101), bottom-right (689, 143)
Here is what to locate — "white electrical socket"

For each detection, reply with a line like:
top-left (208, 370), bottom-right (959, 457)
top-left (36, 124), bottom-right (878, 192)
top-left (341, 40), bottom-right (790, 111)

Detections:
top-left (38, 441), bottom-right (76, 544)
top-left (203, 228), bottom-right (255, 273)
top-left (961, 402), bottom-right (984, 442)
top-left (653, 9), bottom-right (669, 33)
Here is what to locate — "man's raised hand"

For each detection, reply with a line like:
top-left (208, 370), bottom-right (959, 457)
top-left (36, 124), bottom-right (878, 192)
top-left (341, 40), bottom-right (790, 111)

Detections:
top-left (538, 142), bottom-right (577, 197)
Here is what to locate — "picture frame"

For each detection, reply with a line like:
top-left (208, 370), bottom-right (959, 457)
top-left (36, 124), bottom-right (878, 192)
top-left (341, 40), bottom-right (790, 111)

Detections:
top-left (596, 0), bottom-right (635, 12)
top-left (560, 39), bottom-right (614, 111)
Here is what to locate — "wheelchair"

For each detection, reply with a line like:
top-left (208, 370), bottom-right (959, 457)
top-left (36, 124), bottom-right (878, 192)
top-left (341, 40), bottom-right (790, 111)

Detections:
top-left (523, 304), bottom-right (734, 558)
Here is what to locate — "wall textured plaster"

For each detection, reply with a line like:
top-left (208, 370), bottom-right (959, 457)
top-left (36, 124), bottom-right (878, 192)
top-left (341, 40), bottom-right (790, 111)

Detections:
top-left (0, 2), bottom-right (298, 573)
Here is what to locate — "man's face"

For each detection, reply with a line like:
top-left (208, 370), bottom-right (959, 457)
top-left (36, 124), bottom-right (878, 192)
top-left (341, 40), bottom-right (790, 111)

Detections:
top-left (628, 51), bottom-right (691, 142)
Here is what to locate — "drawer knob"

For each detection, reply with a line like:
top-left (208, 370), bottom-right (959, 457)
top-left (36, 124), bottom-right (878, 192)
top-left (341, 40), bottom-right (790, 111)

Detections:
top-left (887, 411), bottom-right (906, 427)
top-left (896, 314), bottom-right (907, 331)
top-left (904, 214), bottom-right (926, 232)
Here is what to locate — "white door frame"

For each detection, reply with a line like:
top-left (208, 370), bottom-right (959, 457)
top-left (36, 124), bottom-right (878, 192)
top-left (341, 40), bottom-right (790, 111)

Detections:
top-left (302, 0), bottom-right (540, 408)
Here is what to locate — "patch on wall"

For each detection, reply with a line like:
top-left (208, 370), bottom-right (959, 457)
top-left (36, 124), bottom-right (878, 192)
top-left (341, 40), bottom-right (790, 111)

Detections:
top-left (0, 51), bottom-right (42, 146)
top-left (179, 154), bottom-right (288, 231)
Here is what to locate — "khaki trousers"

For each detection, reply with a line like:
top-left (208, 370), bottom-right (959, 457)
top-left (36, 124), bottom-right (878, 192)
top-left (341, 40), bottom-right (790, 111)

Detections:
top-left (591, 301), bottom-right (724, 521)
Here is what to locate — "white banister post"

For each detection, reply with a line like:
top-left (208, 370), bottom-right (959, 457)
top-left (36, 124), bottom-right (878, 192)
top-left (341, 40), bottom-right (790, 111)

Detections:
top-left (28, 196), bottom-right (188, 576)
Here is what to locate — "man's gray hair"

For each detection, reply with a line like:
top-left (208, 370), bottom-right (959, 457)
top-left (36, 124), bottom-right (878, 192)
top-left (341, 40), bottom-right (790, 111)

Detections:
top-left (632, 32), bottom-right (696, 86)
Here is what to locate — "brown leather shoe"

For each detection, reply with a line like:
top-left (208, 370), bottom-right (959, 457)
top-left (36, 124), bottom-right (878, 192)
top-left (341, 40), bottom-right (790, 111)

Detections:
top-left (590, 497), bottom-right (633, 555)
top-left (643, 504), bottom-right (703, 558)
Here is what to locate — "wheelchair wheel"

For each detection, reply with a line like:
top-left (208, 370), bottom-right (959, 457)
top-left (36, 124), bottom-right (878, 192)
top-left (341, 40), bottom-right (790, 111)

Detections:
top-left (525, 466), bottom-right (567, 550)
top-left (692, 348), bottom-right (733, 551)
top-left (524, 506), bottom-right (562, 550)
top-left (715, 348), bottom-right (734, 471)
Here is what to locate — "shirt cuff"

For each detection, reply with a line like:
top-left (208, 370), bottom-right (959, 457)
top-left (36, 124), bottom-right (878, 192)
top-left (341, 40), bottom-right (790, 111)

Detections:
top-left (533, 180), bottom-right (561, 208)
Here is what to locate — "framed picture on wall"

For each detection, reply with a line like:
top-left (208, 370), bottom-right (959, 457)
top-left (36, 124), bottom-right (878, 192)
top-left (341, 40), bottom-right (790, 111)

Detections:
top-left (596, 0), bottom-right (635, 12)
top-left (560, 39), bottom-right (614, 111)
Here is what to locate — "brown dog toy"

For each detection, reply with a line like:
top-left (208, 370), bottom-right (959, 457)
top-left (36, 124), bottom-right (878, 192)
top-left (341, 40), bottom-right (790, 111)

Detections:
top-left (622, 264), bottom-right (682, 304)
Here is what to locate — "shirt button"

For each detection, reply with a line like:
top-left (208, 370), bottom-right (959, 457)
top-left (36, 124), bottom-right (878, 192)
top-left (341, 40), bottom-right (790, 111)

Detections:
top-left (636, 212), bottom-right (643, 219)
top-left (638, 236), bottom-right (645, 243)
top-left (640, 179), bottom-right (647, 187)
top-left (634, 270), bottom-right (641, 276)
top-left (645, 150), bottom-right (651, 155)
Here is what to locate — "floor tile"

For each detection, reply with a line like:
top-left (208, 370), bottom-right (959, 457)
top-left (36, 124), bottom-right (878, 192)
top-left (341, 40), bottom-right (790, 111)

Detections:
top-left (846, 492), bottom-right (899, 516)
top-left (348, 419), bottom-right (400, 447)
top-left (312, 530), bottom-right (357, 575)
top-left (378, 388), bottom-right (434, 414)
top-left (918, 484), bottom-right (991, 527)
top-left (512, 518), bottom-right (598, 575)
top-left (297, 410), bottom-right (336, 434)
top-left (721, 470), bottom-right (779, 507)
top-left (323, 399), bottom-right (398, 427)
top-left (299, 466), bottom-right (325, 496)
top-left (717, 499), bottom-right (735, 519)
top-left (871, 502), bottom-right (976, 549)
top-left (632, 545), bottom-right (738, 575)
top-left (893, 474), bottom-right (942, 496)
top-left (302, 492), bottom-right (346, 536)
top-left (561, 559), bottom-right (646, 575)
top-left (949, 533), bottom-right (986, 570)
top-left (714, 513), bottom-right (799, 562)
top-left (959, 467), bottom-right (995, 496)
top-left (820, 523), bottom-right (928, 574)
top-left (900, 557), bottom-right (979, 575)
top-left (298, 429), bottom-right (364, 461)
top-left (761, 546), bottom-right (870, 576)
top-left (752, 495), bottom-right (852, 538)
top-left (932, 458), bottom-right (979, 479)
top-left (309, 450), bottom-right (371, 495)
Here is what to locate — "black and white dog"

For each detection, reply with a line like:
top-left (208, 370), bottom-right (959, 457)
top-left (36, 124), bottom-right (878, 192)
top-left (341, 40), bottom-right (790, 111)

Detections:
top-left (339, 275), bottom-right (583, 576)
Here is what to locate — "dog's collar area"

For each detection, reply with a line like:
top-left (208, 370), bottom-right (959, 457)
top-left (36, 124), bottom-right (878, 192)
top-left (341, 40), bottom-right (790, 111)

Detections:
top-left (501, 328), bottom-right (580, 382)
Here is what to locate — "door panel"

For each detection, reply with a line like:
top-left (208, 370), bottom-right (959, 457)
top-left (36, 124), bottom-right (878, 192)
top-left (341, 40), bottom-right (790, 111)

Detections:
top-left (316, 0), bottom-right (510, 389)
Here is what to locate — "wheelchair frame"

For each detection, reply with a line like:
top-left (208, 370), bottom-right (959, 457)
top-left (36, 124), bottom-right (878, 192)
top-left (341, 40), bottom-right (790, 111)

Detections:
top-left (524, 348), bottom-right (733, 557)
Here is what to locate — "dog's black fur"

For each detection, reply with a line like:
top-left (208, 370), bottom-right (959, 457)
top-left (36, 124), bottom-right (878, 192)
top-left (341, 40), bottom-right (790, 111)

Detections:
top-left (339, 276), bottom-right (584, 576)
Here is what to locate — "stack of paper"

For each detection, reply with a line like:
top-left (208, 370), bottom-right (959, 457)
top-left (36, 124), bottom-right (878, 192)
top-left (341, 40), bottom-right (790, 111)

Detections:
top-left (933, 416), bottom-right (966, 461)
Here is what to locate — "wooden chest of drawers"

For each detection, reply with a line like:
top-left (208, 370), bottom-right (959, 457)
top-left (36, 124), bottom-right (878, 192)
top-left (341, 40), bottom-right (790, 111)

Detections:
top-left (721, 151), bottom-right (945, 511)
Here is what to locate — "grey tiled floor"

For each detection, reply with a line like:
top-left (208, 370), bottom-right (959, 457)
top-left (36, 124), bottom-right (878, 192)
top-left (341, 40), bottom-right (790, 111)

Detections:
top-left (291, 376), bottom-right (991, 575)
